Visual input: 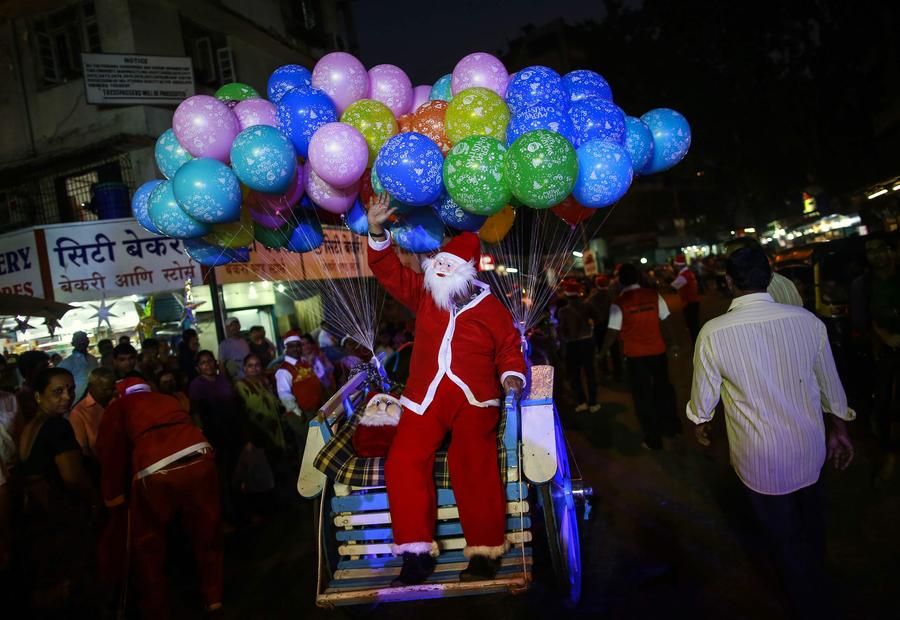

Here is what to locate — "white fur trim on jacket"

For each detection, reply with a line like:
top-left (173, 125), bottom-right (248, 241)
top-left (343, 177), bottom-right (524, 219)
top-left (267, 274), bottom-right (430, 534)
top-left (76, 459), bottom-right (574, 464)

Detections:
top-left (463, 541), bottom-right (509, 560)
top-left (359, 394), bottom-right (402, 427)
top-left (392, 541), bottom-right (440, 557)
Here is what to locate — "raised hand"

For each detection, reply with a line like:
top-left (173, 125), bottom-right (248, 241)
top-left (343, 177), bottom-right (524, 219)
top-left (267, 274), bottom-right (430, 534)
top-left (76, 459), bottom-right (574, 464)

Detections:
top-left (367, 193), bottom-right (395, 235)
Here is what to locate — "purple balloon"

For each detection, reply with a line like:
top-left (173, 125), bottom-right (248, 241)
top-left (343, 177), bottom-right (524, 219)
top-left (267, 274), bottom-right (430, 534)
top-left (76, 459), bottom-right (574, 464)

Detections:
top-left (311, 52), bottom-right (369, 115)
top-left (173, 95), bottom-right (240, 162)
top-left (306, 168), bottom-right (359, 214)
top-left (411, 85), bottom-right (431, 113)
top-left (367, 64), bottom-right (413, 118)
top-left (307, 122), bottom-right (369, 188)
top-left (234, 98), bottom-right (278, 130)
top-left (248, 197), bottom-right (290, 228)
top-left (254, 163), bottom-right (306, 212)
top-left (451, 52), bottom-right (509, 98)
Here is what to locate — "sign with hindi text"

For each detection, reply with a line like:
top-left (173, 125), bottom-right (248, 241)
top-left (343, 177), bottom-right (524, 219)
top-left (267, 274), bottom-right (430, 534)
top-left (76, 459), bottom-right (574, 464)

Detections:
top-left (0, 229), bottom-right (43, 297)
top-left (44, 219), bottom-right (198, 302)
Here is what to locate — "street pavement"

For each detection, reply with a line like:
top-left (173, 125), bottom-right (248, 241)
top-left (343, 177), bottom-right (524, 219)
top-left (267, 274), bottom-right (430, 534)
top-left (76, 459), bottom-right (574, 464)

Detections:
top-left (169, 290), bottom-right (899, 619)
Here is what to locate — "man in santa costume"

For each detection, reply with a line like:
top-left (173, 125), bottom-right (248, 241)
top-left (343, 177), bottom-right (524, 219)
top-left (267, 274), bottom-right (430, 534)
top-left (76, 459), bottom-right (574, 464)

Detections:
top-left (671, 253), bottom-right (701, 343)
top-left (275, 331), bottom-right (324, 418)
top-left (367, 194), bottom-right (527, 585)
top-left (95, 377), bottom-right (222, 618)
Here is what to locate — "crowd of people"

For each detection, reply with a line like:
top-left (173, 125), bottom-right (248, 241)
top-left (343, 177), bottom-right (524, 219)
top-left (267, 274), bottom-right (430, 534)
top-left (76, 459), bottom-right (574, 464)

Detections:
top-left (0, 316), bottom-right (402, 617)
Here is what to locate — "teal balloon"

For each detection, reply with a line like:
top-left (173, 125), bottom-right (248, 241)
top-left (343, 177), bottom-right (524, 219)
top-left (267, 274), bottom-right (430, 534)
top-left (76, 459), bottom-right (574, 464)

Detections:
top-left (430, 74), bottom-right (453, 102)
top-left (147, 180), bottom-right (210, 239)
top-left (154, 129), bottom-right (193, 179)
top-left (286, 213), bottom-right (324, 252)
top-left (623, 116), bottom-right (654, 174)
top-left (184, 238), bottom-right (250, 266)
top-left (391, 208), bottom-right (445, 253)
top-left (344, 198), bottom-right (369, 235)
top-left (172, 158), bottom-right (242, 224)
top-left (132, 180), bottom-right (164, 235)
top-left (573, 139), bottom-right (633, 208)
top-left (230, 125), bottom-right (298, 193)
top-left (640, 108), bottom-right (691, 174)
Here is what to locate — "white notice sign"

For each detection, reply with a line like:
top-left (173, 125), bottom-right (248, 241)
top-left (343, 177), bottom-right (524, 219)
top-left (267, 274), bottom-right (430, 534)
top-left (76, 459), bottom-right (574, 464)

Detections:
top-left (81, 53), bottom-right (195, 105)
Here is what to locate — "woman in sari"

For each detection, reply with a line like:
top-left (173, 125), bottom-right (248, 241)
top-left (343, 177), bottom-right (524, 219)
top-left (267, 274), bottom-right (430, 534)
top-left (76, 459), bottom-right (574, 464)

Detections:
top-left (235, 354), bottom-right (286, 461)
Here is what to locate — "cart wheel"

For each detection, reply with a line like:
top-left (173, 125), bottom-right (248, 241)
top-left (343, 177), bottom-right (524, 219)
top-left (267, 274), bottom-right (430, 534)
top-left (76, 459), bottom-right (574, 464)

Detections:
top-left (538, 412), bottom-right (582, 606)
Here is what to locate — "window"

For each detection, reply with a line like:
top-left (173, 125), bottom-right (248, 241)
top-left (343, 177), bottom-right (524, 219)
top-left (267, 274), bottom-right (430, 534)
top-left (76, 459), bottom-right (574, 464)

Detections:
top-left (31, 1), bottom-right (102, 86)
top-left (181, 17), bottom-right (229, 86)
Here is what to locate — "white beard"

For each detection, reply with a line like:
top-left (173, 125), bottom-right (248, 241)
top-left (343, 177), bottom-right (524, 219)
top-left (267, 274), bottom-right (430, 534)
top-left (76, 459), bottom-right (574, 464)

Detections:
top-left (423, 256), bottom-right (477, 312)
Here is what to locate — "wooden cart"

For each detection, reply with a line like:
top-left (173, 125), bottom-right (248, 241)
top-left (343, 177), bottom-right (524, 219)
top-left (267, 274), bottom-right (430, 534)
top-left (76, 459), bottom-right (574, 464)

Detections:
top-left (298, 364), bottom-right (591, 607)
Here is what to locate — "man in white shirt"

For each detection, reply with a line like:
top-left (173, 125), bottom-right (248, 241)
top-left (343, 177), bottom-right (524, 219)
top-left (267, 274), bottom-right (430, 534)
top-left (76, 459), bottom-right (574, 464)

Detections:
top-left (724, 237), bottom-right (803, 306)
top-left (57, 331), bottom-right (98, 402)
top-left (688, 244), bottom-right (854, 617)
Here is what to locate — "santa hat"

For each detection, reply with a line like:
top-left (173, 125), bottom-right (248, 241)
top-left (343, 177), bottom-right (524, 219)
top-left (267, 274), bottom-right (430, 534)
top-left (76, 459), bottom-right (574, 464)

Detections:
top-left (673, 254), bottom-right (687, 266)
top-left (595, 274), bottom-right (610, 288)
top-left (562, 278), bottom-right (582, 297)
top-left (283, 330), bottom-right (301, 345)
top-left (358, 390), bottom-right (403, 427)
top-left (436, 232), bottom-right (480, 265)
top-left (117, 376), bottom-right (152, 397)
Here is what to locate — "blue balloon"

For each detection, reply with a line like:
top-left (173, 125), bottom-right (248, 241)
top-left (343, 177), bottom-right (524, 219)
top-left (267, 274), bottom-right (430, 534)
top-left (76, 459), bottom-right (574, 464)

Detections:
top-left (132, 180), bottom-right (164, 235)
top-left (172, 158), bottom-right (242, 224)
top-left (505, 66), bottom-right (568, 115)
top-left (230, 125), bottom-right (297, 194)
top-left (507, 105), bottom-right (576, 147)
top-left (154, 129), bottom-right (193, 179)
top-left (267, 64), bottom-right (312, 103)
top-left (562, 70), bottom-right (613, 104)
top-left (430, 74), bottom-right (453, 101)
top-left (573, 139), bottom-right (634, 208)
top-left (286, 213), bottom-right (324, 252)
top-left (432, 191), bottom-right (487, 232)
top-left (569, 99), bottom-right (626, 147)
top-left (277, 86), bottom-right (338, 158)
top-left (623, 116), bottom-right (654, 174)
top-left (640, 108), bottom-right (691, 174)
top-left (375, 132), bottom-right (444, 206)
top-left (183, 238), bottom-right (250, 266)
top-left (147, 180), bottom-right (211, 239)
top-left (391, 207), bottom-right (445, 253)
top-left (344, 198), bottom-right (369, 236)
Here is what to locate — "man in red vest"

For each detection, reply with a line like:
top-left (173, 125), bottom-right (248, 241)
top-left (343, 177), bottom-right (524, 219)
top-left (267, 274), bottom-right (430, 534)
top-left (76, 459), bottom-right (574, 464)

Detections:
top-left (275, 332), bottom-right (324, 417)
top-left (671, 253), bottom-right (701, 343)
top-left (95, 377), bottom-right (222, 618)
top-left (599, 263), bottom-right (680, 450)
top-left (367, 194), bottom-right (527, 585)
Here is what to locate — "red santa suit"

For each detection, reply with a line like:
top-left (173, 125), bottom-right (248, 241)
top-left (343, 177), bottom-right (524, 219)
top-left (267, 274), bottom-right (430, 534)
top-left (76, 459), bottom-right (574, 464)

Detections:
top-left (275, 332), bottom-right (324, 417)
top-left (368, 231), bottom-right (526, 559)
top-left (95, 378), bottom-right (222, 618)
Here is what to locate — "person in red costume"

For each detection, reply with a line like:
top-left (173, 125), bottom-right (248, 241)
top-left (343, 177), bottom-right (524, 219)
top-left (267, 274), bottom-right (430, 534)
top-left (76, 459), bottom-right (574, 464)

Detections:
top-left (95, 377), bottom-right (222, 618)
top-left (367, 193), bottom-right (527, 586)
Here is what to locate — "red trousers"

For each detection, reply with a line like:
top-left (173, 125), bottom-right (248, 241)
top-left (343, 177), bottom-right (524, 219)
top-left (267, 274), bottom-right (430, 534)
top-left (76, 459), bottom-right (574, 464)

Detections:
top-left (130, 453), bottom-right (223, 619)
top-left (385, 380), bottom-right (506, 555)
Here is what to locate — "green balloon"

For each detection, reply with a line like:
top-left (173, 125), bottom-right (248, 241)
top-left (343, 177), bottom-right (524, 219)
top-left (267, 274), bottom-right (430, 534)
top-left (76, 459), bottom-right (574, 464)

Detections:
top-left (253, 220), bottom-right (293, 249)
top-left (443, 136), bottom-right (510, 216)
top-left (215, 82), bottom-right (260, 102)
top-left (505, 130), bottom-right (578, 209)
top-left (341, 99), bottom-right (398, 166)
top-left (445, 87), bottom-right (509, 145)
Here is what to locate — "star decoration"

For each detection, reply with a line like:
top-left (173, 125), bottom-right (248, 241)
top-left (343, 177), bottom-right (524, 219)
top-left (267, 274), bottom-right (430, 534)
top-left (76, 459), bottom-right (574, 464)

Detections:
top-left (134, 296), bottom-right (160, 339)
top-left (14, 315), bottom-right (34, 333)
top-left (87, 297), bottom-right (117, 331)
top-left (44, 317), bottom-right (61, 337)
top-left (173, 279), bottom-right (205, 330)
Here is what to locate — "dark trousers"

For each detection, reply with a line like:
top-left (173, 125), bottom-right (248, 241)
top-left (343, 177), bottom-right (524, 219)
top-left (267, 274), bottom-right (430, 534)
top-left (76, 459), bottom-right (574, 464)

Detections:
top-left (684, 301), bottom-right (701, 343)
top-left (627, 354), bottom-right (678, 449)
top-left (594, 326), bottom-right (623, 376)
top-left (874, 350), bottom-right (900, 452)
top-left (566, 337), bottom-right (597, 406)
top-left (745, 477), bottom-right (831, 619)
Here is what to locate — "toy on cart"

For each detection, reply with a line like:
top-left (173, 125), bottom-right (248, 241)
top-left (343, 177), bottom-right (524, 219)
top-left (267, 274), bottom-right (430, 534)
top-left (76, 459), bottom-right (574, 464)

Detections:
top-left (298, 363), bottom-right (592, 607)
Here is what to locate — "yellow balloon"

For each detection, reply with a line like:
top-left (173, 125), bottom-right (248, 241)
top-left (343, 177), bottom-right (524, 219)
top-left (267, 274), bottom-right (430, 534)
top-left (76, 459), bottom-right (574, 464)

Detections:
top-left (445, 87), bottom-right (510, 145)
top-left (203, 207), bottom-right (253, 248)
top-left (341, 99), bottom-right (398, 166)
top-left (478, 204), bottom-right (516, 244)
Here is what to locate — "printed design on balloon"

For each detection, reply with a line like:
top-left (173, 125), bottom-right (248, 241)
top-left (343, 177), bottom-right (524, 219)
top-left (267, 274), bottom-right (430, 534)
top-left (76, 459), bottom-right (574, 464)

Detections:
top-left (451, 52), bottom-right (510, 98)
top-left (375, 132), bottom-right (444, 207)
top-left (445, 87), bottom-right (510, 145)
top-left (308, 122), bottom-right (368, 188)
top-left (131, 180), bottom-right (164, 235)
top-left (173, 158), bottom-right (243, 224)
top-left (505, 66), bottom-right (568, 115)
top-left (267, 64), bottom-right (312, 103)
top-left (507, 104), bottom-right (576, 147)
top-left (562, 70), bottom-right (613, 104)
top-left (147, 181), bottom-right (210, 239)
top-left (623, 116), bottom-right (654, 174)
top-left (569, 98), bottom-right (626, 147)
top-left (505, 130), bottom-right (578, 209)
top-left (172, 95), bottom-right (241, 162)
top-left (410, 100), bottom-right (451, 155)
top-left (432, 191), bottom-right (487, 232)
top-left (306, 168), bottom-right (361, 214)
top-left (430, 74), bottom-right (453, 102)
top-left (443, 136), bottom-right (509, 216)
top-left (230, 126), bottom-right (297, 194)
top-left (276, 87), bottom-right (338, 159)
top-left (311, 52), bottom-right (370, 114)
top-left (573, 139), bottom-right (633, 208)
top-left (234, 98), bottom-right (278, 130)
top-left (640, 108), bottom-right (691, 173)
top-left (368, 64), bottom-right (413, 118)
top-left (154, 129), bottom-right (193, 179)
top-left (341, 99), bottom-right (399, 166)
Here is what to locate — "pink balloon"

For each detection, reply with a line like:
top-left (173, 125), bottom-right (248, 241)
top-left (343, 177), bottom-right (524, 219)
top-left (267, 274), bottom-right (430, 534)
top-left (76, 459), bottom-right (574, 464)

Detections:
top-left (311, 52), bottom-right (369, 115)
top-left (451, 52), bottom-right (510, 98)
top-left (172, 95), bottom-right (240, 162)
top-left (411, 85), bottom-right (431, 113)
top-left (306, 168), bottom-right (359, 214)
top-left (307, 122), bottom-right (368, 188)
top-left (367, 64), bottom-right (413, 118)
top-left (234, 98), bottom-right (278, 130)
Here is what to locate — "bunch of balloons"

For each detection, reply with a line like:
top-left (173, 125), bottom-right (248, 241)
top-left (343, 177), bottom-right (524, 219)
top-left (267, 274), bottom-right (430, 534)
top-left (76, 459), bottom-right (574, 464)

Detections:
top-left (132, 51), bottom-right (692, 262)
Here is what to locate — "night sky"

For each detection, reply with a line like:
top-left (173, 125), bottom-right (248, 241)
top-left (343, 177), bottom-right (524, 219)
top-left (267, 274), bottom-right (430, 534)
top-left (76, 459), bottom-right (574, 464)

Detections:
top-left (353, 0), bottom-right (606, 83)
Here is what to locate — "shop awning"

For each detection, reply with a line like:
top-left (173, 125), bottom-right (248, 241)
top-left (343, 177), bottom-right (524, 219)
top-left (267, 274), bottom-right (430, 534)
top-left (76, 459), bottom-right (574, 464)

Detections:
top-left (0, 294), bottom-right (74, 320)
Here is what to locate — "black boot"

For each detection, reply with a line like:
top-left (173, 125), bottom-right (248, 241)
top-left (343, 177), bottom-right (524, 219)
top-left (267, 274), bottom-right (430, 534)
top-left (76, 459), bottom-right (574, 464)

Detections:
top-left (459, 555), bottom-right (501, 582)
top-left (390, 552), bottom-right (437, 587)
